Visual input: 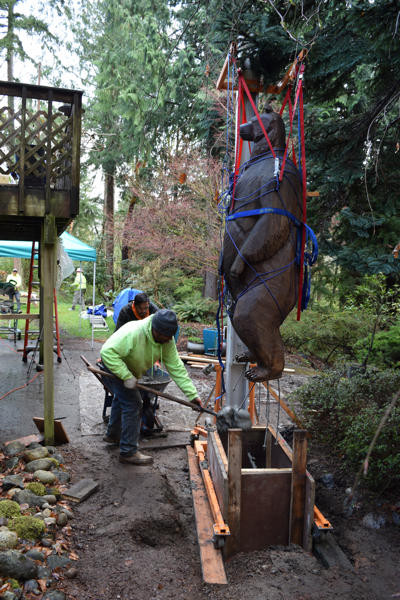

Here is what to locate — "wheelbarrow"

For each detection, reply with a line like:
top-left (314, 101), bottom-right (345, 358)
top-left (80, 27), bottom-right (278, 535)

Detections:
top-left (89, 357), bottom-right (171, 435)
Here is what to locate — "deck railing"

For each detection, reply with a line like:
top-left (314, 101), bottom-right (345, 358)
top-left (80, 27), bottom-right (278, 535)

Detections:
top-left (0, 81), bottom-right (82, 213)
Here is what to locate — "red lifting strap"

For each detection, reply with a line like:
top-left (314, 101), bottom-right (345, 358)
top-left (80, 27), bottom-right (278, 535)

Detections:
top-left (296, 81), bottom-right (307, 321)
top-left (239, 71), bottom-right (277, 159)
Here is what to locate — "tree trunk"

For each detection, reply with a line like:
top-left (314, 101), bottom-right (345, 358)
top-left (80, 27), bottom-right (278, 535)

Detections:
top-left (121, 196), bottom-right (137, 263)
top-left (104, 170), bottom-right (114, 290)
top-left (203, 270), bottom-right (217, 300)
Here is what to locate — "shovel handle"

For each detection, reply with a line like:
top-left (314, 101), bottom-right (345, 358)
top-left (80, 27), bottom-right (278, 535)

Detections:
top-left (80, 355), bottom-right (217, 417)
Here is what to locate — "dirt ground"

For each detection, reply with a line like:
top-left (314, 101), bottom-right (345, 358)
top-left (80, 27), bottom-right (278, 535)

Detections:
top-left (1, 333), bottom-right (400, 599)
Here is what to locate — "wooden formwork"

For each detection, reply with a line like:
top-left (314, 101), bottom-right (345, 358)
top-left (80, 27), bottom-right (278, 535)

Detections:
top-left (207, 425), bottom-right (315, 558)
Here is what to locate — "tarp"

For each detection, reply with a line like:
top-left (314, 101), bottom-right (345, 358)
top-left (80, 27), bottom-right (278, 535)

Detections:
top-left (0, 231), bottom-right (96, 262)
top-left (112, 288), bottom-right (143, 325)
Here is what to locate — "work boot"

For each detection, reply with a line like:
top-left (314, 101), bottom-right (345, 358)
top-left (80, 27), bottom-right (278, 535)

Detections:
top-left (119, 451), bottom-right (153, 465)
top-left (103, 435), bottom-right (120, 445)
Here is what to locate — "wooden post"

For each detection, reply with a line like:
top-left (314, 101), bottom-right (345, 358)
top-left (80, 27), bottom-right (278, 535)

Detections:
top-left (290, 430), bottom-right (307, 545)
top-left (41, 215), bottom-right (56, 445)
top-left (225, 428), bottom-right (242, 558)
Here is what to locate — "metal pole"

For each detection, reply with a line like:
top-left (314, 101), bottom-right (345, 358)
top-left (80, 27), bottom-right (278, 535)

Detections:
top-left (91, 261), bottom-right (96, 350)
top-left (225, 69), bottom-right (257, 409)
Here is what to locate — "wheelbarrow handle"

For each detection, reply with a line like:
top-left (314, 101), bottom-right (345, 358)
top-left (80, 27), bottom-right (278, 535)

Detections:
top-left (80, 355), bottom-right (218, 417)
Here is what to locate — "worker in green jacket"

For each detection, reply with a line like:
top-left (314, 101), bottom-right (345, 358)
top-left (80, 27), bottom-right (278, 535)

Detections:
top-left (100, 309), bottom-right (201, 465)
top-left (69, 267), bottom-right (86, 311)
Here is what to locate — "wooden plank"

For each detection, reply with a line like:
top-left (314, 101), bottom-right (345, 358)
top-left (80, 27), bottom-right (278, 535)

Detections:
top-left (18, 87), bottom-right (26, 214)
top-left (240, 470), bottom-right (291, 551)
top-left (0, 80), bottom-right (83, 104)
top-left (180, 353), bottom-right (295, 372)
top-left (71, 92), bottom-right (82, 216)
top-left (225, 429), bottom-right (242, 558)
top-left (290, 430), bottom-right (308, 545)
top-left (186, 446), bottom-right (227, 585)
top-left (241, 468), bottom-right (292, 475)
top-left (61, 478), bottom-right (99, 503)
top-left (0, 313), bottom-right (39, 320)
top-left (32, 417), bottom-right (69, 444)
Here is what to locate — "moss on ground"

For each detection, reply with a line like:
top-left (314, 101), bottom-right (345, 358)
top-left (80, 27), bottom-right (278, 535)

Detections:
top-left (26, 482), bottom-right (46, 496)
top-left (0, 500), bottom-right (21, 518)
top-left (9, 516), bottom-right (45, 540)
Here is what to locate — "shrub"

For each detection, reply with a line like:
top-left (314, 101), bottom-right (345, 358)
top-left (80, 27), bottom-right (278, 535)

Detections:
top-left (281, 308), bottom-right (376, 363)
top-left (290, 367), bottom-right (400, 491)
top-left (173, 295), bottom-right (217, 323)
top-left (0, 500), bottom-right (20, 518)
top-left (354, 322), bottom-right (400, 368)
top-left (9, 516), bottom-right (45, 540)
top-left (26, 482), bottom-right (46, 496)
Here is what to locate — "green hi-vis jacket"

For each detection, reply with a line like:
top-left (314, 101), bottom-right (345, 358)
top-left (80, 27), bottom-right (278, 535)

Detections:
top-left (71, 273), bottom-right (86, 290)
top-left (100, 314), bottom-right (198, 401)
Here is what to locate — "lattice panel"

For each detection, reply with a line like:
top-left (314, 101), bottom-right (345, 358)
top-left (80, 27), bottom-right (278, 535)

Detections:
top-left (0, 104), bottom-right (73, 186)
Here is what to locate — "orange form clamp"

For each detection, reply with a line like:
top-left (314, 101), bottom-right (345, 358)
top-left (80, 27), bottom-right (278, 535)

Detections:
top-left (194, 440), bottom-right (230, 548)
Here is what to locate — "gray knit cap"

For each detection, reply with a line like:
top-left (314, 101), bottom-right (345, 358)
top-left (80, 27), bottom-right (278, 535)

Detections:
top-left (152, 309), bottom-right (178, 336)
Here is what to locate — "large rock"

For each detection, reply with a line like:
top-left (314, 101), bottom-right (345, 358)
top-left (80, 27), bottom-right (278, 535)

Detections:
top-left (5, 457), bottom-right (20, 470)
top-left (47, 553), bottom-right (72, 570)
top-left (24, 458), bottom-right (54, 473)
top-left (34, 470), bottom-right (56, 485)
top-left (0, 528), bottom-right (18, 549)
top-left (0, 550), bottom-right (38, 580)
top-left (52, 470), bottom-right (70, 484)
top-left (23, 446), bottom-right (49, 462)
top-left (1, 475), bottom-right (24, 492)
top-left (3, 441), bottom-right (25, 457)
top-left (13, 489), bottom-right (46, 509)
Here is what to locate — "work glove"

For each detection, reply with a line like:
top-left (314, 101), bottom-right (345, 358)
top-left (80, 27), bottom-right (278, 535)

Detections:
top-left (123, 376), bottom-right (137, 389)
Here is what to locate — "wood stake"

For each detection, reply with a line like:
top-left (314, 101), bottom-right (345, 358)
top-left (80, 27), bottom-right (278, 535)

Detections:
top-left (290, 430), bottom-right (307, 545)
top-left (225, 429), bottom-right (242, 558)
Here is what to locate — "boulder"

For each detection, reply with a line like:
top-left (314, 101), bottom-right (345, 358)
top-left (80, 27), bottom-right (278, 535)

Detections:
top-left (0, 550), bottom-right (38, 580)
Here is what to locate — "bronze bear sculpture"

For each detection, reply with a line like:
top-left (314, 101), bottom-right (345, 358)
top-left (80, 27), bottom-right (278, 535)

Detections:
top-left (222, 106), bottom-right (303, 382)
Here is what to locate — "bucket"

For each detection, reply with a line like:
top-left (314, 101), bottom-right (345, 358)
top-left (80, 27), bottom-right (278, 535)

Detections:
top-left (203, 328), bottom-right (218, 356)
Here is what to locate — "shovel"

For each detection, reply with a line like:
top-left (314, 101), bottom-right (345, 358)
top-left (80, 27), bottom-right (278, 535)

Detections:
top-left (80, 355), bottom-right (252, 433)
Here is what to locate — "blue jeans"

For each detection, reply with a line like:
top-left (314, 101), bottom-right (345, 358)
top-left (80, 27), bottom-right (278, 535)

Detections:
top-left (102, 365), bottom-right (143, 456)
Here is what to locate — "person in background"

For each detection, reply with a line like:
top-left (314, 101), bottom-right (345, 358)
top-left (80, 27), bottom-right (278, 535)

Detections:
top-left (116, 292), bottom-right (158, 330)
top-left (69, 267), bottom-right (86, 311)
top-left (100, 309), bottom-right (202, 465)
top-left (6, 267), bottom-right (22, 313)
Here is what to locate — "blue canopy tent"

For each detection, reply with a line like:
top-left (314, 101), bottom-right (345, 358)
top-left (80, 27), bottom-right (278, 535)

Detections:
top-left (0, 232), bottom-right (96, 262)
top-left (0, 232), bottom-right (98, 347)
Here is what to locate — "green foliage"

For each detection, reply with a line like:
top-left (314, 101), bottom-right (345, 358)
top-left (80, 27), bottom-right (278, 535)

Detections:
top-left (0, 500), bottom-right (20, 518)
top-left (281, 307), bottom-right (375, 363)
top-left (174, 276), bottom-right (204, 302)
top-left (9, 515), bottom-right (45, 540)
top-left (355, 323), bottom-right (400, 369)
top-left (173, 295), bottom-right (217, 323)
top-left (25, 482), bottom-right (46, 496)
top-left (46, 487), bottom-right (61, 497)
top-left (291, 368), bottom-right (400, 491)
